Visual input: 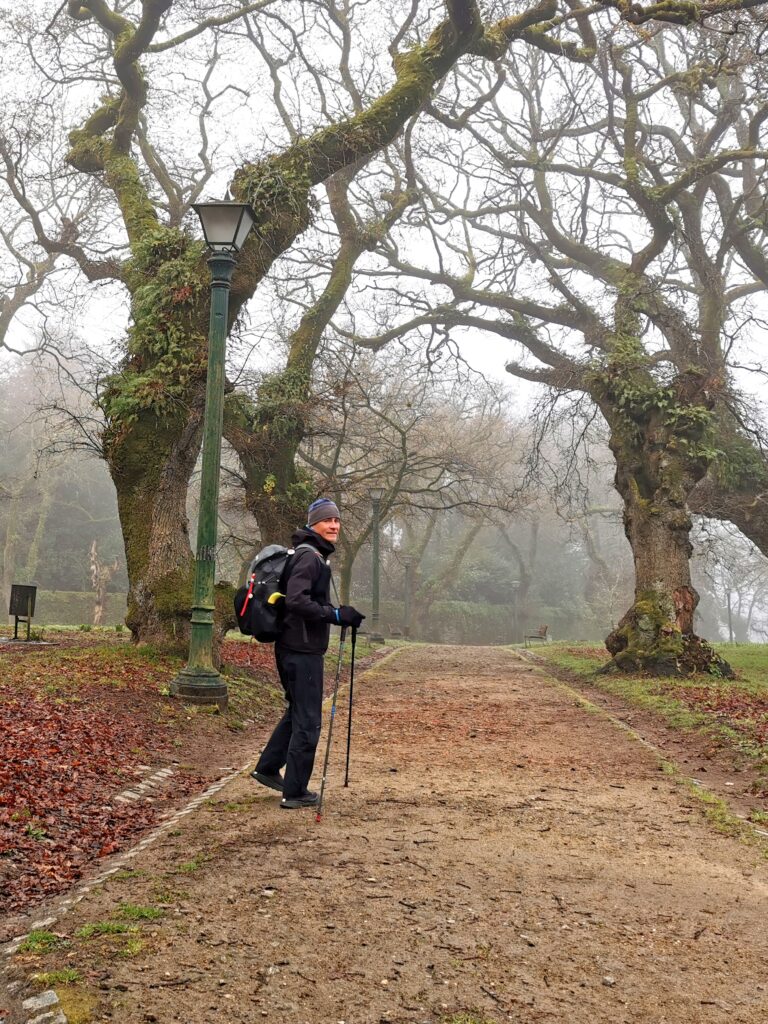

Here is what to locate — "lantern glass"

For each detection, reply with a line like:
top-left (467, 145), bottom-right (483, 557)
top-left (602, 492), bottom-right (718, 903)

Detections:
top-left (369, 487), bottom-right (385, 501)
top-left (193, 201), bottom-right (255, 253)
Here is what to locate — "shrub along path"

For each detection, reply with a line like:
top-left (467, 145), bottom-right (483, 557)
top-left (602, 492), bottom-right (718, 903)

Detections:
top-left (6, 645), bottom-right (767, 1024)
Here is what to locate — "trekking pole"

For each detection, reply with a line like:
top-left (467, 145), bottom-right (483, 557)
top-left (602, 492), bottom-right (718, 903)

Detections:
top-left (344, 627), bottom-right (358, 787)
top-left (316, 625), bottom-right (348, 823)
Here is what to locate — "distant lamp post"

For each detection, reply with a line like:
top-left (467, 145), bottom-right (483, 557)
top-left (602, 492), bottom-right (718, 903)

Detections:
top-left (171, 199), bottom-right (256, 711)
top-left (402, 555), bottom-right (413, 640)
top-left (511, 579), bottom-right (521, 644)
top-left (369, 487), bottom-right (385, 643)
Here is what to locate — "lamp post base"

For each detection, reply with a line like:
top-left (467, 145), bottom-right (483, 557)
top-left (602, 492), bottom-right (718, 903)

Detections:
top-left (170, 669), bottom-right (228, 711)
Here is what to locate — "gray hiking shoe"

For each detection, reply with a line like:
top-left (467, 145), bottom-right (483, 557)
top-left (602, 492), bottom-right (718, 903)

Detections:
top-left (251, 770), bottom-right (284, 792)
top-left (280, 791), bottom-right (319, 809)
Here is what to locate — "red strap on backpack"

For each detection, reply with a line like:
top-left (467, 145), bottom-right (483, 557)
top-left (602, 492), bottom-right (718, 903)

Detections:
top-left (239, 573), bottom-right (256, 620)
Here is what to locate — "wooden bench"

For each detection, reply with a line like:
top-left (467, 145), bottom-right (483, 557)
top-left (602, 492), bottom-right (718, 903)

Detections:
top-left (524, 624), bottom-right (549, 647)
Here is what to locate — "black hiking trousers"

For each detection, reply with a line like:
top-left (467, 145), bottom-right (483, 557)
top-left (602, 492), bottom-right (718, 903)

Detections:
top-left (255, 647), bottom-right (324, 800)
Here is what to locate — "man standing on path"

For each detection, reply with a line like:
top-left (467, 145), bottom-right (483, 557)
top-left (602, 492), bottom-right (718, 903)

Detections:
top-left (251, 498), bottom-right (365, 809)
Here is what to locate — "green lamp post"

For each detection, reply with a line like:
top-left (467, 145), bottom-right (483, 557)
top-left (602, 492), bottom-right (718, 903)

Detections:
top-left (511, 578), bottom-right (520, 644)
top-left (369, 487), bottom-right (385, 643)
top-left (402, 555), bottom-right (413, 639)
top-left (171, 199), bottom-right (256, 711)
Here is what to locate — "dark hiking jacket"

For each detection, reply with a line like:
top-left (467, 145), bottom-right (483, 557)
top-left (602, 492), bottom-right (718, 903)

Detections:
top-left (278, 527), bottom-right (337, 654)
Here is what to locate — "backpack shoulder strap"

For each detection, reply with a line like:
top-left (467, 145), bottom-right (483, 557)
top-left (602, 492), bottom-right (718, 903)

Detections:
top-left (293, 542), bottom-right (327, 564)
top-left (286, 543), bottom-right (338, 600)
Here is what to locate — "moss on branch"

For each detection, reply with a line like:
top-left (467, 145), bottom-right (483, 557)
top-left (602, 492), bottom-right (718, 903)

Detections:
top-left (101, 228), bottom-right (208, 438)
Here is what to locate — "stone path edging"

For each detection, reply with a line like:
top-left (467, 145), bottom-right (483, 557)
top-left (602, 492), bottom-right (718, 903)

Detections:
top-left (113, 764), bottom-right (176, 805)
top-left (1, 644), bottom-right (399, 1024)
top-left (1, 758), bottom-right (253, 1024)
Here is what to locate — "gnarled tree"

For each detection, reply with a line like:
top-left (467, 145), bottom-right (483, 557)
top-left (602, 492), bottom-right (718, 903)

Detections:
top-left (1, 0), bottom-right (593, 646)
top-left (1, 0), bottom-right (758, 650)
top-left (344, 18), bottom-right (768, 672)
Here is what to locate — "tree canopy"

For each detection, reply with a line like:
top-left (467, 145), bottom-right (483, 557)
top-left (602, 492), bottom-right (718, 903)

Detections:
top-left (2, 0), bottom-right (768, 668)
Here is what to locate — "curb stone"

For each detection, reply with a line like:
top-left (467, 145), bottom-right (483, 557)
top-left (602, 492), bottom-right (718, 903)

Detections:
top-left (1, 758), bottom-right (253, 1024)
top-left (113, 764), bottom-right (176, 804)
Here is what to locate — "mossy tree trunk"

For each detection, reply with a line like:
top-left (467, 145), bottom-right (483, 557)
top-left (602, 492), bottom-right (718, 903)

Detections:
top-left (223, 371), bottom-right (315, 547)
top-left (60, 2), bottom-right (520, 646)
top-left (597, 355), bottom-right (732, 676)
top-left (108, 402), bottom-right (203, 647)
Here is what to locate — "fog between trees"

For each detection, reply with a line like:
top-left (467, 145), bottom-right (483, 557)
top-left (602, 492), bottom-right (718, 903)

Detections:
top-left (2, 357), bottom-right (765, 646)
top-left (2, 1), bottom-right (768, 670)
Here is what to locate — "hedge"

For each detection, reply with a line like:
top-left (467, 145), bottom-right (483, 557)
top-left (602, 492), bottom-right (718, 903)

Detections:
top-left (6, 590), bottom-right (128, 627)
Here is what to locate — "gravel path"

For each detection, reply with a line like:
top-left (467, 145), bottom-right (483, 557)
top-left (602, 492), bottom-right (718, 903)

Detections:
top-left (8, 644), bottom-right (768, 1024)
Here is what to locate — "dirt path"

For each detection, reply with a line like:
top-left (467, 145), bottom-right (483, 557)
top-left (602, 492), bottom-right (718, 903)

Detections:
top-left (10, 645), bottom-right (768, 1023)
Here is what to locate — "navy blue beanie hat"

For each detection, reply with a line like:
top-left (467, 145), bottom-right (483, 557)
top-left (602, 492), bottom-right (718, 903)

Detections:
top-left (307, 497), bottom-right (340, 527)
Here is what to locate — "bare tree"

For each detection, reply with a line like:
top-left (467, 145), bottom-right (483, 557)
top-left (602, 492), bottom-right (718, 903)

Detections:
top-left (0, 0), bottom-right (730, 651)
top-left (692, 519), bottom-right (768, 641)
top-left (342, 19), bottom-right (768, 671)
top-left (89, 540), bottom-right (120, 626)
top-left (307, 344), bottom-right (530, 599)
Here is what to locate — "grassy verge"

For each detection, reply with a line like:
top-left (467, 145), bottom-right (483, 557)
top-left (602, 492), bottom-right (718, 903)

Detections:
top-left (530, 642), bottom-right (768, 805)
top-left (325, 631), bottom-right (380, 666)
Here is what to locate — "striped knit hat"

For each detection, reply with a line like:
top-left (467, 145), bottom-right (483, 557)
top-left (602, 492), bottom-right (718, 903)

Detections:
top-left (307, 497), bottom-right (340, 527)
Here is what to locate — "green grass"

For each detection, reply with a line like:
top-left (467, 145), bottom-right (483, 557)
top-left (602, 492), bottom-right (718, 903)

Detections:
top-left (118, 937), bottom-right (145, 958)
top-left (18, 931), bottom-right (64, 954)
top-left (175, 855), bottom-right (210, 874)
top-left (75, 922), bottom-right (138, 939)
top-left (116, 903), bottom-right (163, 921)
top-left (32, 969), bottom-right (81, 985)
top-left (717, 643), bottom-right (768, 681)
